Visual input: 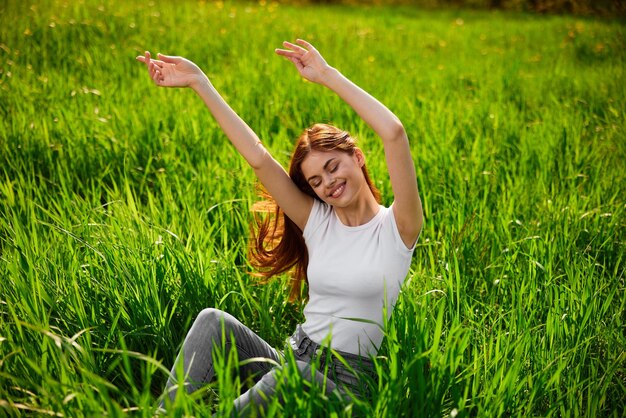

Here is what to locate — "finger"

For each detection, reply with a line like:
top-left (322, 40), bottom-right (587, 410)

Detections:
top-left (144, 51), bottom-right (152, 71)
top-left (136, 55), bottom-right (146, 63)
top-left (146, 55), bottom-right (164, 70)
top-left (149, 61), bottom-right (159, 79)
top-left (152, 70), bottom-right (163, 85)
top-left (282, 41), bottom-right (307, 54)
top-left (158, 53), bottom-right (181, 64)
top-left (275, 48), bottom-right (301, 58)
top-left (296, 39), bottom-right (316, 51)
top-left (276, 51), bottom-right (301, 66)
top-left (289, 56), bottom-right (304, 72)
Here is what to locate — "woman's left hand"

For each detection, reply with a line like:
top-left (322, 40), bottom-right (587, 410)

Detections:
top-left (136, 51), bottom-right (207, 89)
top-left (275, 39), bottom-right (332, 84)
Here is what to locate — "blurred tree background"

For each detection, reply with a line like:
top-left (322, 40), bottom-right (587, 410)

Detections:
top-left (297, 0), bottom-right (625, 17)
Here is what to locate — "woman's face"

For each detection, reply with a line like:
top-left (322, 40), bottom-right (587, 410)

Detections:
top-left (300, 149), bottom-right (366, 207)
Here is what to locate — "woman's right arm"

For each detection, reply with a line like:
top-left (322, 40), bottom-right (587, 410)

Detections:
top-left (137, 52), bottom-right (313, 230)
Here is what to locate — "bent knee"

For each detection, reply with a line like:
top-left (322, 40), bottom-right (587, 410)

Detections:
top-left (189, 308), bottom-right (228, 337)
top-left (196, 308), bottom-right (225, 323)
top-left (192, 308), bottom-right (246, 339)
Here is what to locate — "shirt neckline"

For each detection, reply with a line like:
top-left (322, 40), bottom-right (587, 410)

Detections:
top-left (332, 205), bottom-right (385, 231)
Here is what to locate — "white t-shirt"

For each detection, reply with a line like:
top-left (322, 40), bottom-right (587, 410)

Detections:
top-left (301, 199), bottom-right (416, 356)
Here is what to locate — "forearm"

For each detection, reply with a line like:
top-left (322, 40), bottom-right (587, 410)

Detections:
top-left (192, 77), bottom-right (268, 169)
top-left (320, 67), bottom-right (405, 142)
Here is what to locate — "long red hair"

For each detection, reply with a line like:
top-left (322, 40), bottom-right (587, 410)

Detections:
top-left (249, 123), bottom-right (380, 301)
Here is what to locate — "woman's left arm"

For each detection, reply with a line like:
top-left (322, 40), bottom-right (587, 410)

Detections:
top-left (276, 40), bottom-right (423, 248)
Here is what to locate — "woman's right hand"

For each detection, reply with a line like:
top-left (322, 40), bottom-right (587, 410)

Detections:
top-left (275, 40), bottom-right (333, 85)
top-left (136, 51), bottom-right (207, 89)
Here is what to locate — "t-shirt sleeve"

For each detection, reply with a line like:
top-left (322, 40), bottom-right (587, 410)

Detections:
top-left (303, 199), bottom-right (328, 241)
top-left (387, 204), bottom-right (419, 253)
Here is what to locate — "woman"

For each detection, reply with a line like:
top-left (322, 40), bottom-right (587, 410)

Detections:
top-left (137, 39), bottom-right (423, 415)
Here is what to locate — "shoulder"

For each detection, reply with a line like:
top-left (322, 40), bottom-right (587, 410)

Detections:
top-left (303, 199), bottom-right (332, 239)
top-left (386, 203), bottom-right (419, 252)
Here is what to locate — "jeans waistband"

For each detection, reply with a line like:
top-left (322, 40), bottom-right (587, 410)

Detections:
top-left (288, 325), bottom-right (375, 371)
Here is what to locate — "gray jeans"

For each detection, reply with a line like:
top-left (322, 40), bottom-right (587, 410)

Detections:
top-left (161, 308), bottom-right (375, 415)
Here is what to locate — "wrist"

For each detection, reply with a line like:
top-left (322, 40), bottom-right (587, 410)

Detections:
top-left (190, 73), bottom-right (210, 91)
top-left (319, 66), bottom-right (339, 88)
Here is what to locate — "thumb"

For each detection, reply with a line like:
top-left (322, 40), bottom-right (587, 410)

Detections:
top-left (158, 53), bottom-right (182, 64)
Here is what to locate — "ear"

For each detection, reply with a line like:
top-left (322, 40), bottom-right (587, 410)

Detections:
top-left (354, 148), bottom-right (366, 167)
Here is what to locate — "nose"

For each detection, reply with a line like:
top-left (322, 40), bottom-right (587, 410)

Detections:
top-left (323, 174), bottom-right (336, 188)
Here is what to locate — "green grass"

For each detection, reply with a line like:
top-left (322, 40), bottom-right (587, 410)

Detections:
top-left (1, 0), bottom-right (625, 416)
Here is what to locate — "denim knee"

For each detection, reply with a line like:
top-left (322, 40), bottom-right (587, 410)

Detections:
top-left (195, 308), bottom-right (225, 325)
top-left (192, 308), bottom-right (228, 339)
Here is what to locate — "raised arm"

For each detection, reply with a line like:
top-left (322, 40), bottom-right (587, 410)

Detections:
top-left (275, 40), bottom-right (423, 248)
top-left (136, 52), bottom-right (313, 230)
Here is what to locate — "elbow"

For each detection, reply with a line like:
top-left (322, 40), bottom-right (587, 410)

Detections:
top-left (387, 120), bottom-right (408, 143)
top-left (249, 143), bottom-right (270, 171)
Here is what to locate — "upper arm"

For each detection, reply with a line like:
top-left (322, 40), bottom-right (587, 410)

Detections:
top-left (253, 150), bottom-right (314, 231)
top-left (384, 126), bottom-right (423, 249)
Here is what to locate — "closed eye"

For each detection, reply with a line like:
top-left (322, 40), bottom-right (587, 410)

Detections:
top-left (308, 177), bottom-right (321, 188)
top-left (305, 158), bottom-right (337, 188)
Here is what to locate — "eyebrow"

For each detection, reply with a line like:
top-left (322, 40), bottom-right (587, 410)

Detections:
top-left (306, 158), bottom-right (336, 183)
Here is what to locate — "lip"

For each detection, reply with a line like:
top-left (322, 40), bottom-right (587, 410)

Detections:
top-left (327, 182), bottom-right (346, 199)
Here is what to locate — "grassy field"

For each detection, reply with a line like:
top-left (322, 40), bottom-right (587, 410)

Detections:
top-left (1, 0), bottom-right (625, 416)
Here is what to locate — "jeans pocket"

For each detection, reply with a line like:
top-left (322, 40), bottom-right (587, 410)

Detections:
top-left (332, 366), bottom-right (360, 394)
top-left (289, 335), bottom-right (312, 358)
top-left (333, 361), bottom-right (376, 400)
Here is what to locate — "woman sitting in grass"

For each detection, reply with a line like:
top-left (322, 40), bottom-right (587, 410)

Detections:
top-left (137, 39), bottom-right (422, 415)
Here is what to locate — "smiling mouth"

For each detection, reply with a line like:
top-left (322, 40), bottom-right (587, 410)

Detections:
top-left (328, 182), bottom-right (346, 198)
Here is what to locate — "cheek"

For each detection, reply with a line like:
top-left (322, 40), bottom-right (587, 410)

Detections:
top-left (340, 166), bottom-right (360, 181)
top-left (300, 179), bottom-right (325, 200)
top-left (313, 189), bottom-right (328, 201)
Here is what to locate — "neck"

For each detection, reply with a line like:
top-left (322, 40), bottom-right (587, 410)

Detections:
top-left (333, 193), bottom-right (380, 227)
